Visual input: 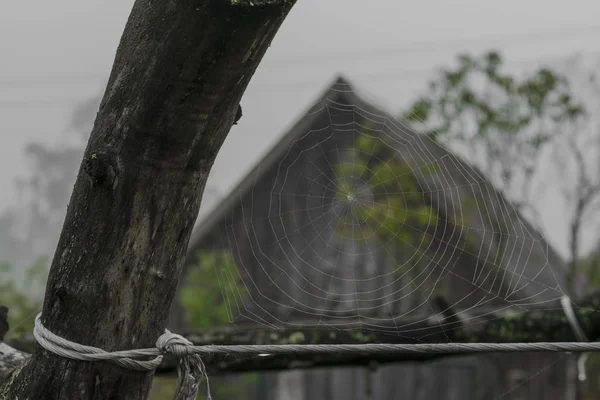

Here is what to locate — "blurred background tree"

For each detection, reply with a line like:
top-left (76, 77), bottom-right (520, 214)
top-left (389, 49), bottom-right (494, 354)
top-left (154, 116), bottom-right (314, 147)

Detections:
top-left (0, 258), bottom-right (49, 337)
top-left (401, 51), bottom-right (600, 296)
top-left (0, 97), bottom-right (98, 281)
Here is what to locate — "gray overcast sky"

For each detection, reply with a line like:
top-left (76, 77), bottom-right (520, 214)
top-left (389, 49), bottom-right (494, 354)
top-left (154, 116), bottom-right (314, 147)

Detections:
top-left (2, 0), bottom-right (600, 257)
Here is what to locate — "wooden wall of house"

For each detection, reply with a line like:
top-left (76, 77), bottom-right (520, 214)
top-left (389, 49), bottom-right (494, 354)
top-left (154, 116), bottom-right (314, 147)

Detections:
top-left (170, 99), bottom-right (571, 399)
top-left (203, 353), bottom-right (569, 400)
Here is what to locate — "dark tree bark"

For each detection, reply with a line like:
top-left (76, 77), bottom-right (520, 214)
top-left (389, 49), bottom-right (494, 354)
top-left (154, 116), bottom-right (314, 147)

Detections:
top-left (0, 0), bottom-right (297, 398)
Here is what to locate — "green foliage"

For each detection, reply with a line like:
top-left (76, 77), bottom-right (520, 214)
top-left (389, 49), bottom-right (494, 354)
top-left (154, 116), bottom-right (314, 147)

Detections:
top-left (401, 51), bottom-right (585, 211)
top-left (580, 253), bottom-right (600, 288)
top-left (180, 250), bottom-right (247, 329)
top-left (0, 258), bottom-right (49, 337)
top-left (333, 133), bottom-right (439, 265)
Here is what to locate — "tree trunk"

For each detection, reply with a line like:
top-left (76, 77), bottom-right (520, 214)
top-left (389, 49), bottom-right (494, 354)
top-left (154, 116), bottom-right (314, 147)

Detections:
top-left (0, 0), bottom-right (297, 398)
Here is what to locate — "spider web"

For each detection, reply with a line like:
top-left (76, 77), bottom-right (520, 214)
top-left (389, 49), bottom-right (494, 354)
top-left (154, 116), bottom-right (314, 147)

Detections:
top-left (197, 79), bottom-right (569, 340)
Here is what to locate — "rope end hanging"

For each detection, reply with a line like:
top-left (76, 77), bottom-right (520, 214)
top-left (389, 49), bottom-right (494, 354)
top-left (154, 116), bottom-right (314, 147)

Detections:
top-left (560, 296), bottom-right (590, 382)
top-left (157, 330), bottom-right (212, 400)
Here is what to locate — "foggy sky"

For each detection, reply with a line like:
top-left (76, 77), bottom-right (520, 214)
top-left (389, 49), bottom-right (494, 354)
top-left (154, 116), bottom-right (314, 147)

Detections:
top-left (2, 0), bottom-right (600, 258)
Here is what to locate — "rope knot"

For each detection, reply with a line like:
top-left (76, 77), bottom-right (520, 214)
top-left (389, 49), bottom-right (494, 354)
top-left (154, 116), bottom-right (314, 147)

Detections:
top-left (156, 330), bottom-right (193, 358)
top-left (156, 329), bottom-right (212, 400)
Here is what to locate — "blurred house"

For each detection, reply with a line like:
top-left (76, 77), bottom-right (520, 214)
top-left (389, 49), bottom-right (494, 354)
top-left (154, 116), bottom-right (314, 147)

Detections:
top-left (169, 76), bottom-right (571, 400)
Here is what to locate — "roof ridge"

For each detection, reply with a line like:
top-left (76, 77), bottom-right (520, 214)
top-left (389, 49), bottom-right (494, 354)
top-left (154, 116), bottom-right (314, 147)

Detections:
top-left (189, 74), bottom-right (359, 245)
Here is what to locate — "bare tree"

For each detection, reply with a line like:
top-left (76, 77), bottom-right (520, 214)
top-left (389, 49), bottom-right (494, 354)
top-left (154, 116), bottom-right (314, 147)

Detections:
top-left (0, 0), bottom-right (297, 398)
top-left (552, 55), bottom-right (600, 295)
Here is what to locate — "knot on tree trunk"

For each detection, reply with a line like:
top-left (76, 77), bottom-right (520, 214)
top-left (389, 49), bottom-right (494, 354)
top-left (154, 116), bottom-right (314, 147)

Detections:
top-left (84, 151), bottom-right (119, 188)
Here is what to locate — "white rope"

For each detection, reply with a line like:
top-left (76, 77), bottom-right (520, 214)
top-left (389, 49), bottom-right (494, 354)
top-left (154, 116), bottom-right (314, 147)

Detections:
top-left (560, 296), bottom-right (590, 381)
top-left (561, 296), bottom-right (588, 342)
top-left (175, 342), bottom-right (600, 353)
top-left (33, 314), bottom-right (162, 371)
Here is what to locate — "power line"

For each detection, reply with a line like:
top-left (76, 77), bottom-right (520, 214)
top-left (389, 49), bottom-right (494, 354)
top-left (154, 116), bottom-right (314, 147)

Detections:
top-left (0, 74), bottom-right (107, 89)
top-left (2, 50), bottom-right (597, 109)
top-left (266, 24), bottom-right (600, 67)
top-left (255, 51), bottom-right (591, 90)
top-left (2, 24), bottom-right (600, 90)
top-left (0, 98), bottom-right (84, 108)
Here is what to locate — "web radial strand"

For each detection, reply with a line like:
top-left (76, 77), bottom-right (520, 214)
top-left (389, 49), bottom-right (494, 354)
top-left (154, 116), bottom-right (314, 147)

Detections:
top-left (197, 80), bottom-right (568, 339)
